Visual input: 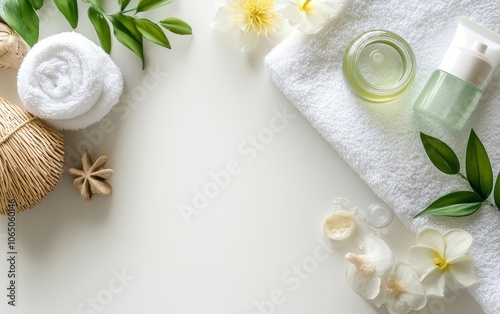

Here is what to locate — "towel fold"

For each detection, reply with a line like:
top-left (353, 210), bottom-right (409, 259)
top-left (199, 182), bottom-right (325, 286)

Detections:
top-left (264, 1), bottom-right (500, 313)
top-left (17, 32), bottom-right (123, 130)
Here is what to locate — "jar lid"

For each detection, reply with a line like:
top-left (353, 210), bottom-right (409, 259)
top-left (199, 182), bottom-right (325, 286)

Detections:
top-left (343, 30), bottom-right (416, 102)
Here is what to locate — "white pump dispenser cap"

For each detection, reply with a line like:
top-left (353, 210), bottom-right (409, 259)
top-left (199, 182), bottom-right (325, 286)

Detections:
top-left (438, 17), bottom-right (500, 91)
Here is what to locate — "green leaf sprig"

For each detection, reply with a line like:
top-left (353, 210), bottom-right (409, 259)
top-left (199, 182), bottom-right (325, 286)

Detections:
top-left (0, 0), bottom-right (192, 68)
top-left (415, 130), bottom-right (500, 218)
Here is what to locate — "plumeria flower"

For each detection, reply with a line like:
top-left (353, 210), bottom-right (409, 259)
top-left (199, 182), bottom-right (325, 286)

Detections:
top-left (211, 0), bottom-right (283, 51)
top-left (408, 227), bottom-right (479, 297)
top-left (345, 235), bottom-right (394, 299)
top-left (373, 262), bottom-right (427, 314)
top-left (275, 0), bottom-right (347, 34)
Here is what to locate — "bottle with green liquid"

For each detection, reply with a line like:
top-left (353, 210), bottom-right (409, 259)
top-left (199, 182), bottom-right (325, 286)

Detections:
top-left (414, 17), bottom-right (500, 130)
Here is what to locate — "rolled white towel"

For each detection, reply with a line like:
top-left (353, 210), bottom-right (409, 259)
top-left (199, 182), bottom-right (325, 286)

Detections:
top-left (17, 32), bottom-right (123, 130)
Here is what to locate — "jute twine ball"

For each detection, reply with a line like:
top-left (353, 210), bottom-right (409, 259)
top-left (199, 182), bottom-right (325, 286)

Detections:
top-left (0, 22), bottom-right (27, 70)
top-left (0, 97), bottom-right (64, 215)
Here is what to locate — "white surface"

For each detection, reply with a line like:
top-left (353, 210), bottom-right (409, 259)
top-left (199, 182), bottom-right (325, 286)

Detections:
top-left (0, 1), bottom-right (484, 313)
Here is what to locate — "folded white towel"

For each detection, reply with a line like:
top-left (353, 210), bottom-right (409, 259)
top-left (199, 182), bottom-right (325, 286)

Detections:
top-left (265, 1), bottom-right (500, 313)
top-left (17, 32), bottom-right (123, 130)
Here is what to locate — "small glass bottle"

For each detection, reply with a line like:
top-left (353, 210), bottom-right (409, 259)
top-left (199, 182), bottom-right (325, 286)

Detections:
top-left (414, 18), bottom-right (500, 130)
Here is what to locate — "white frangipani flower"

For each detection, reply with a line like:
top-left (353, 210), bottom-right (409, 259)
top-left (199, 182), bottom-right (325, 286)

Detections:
top-left (408, 227), bottom-right (479, 297)
top-left (373, 262), bottom-right (427, 314)
top-left (211, 0), bottom-right (282, 51)
top-left (345, 235), bottom-right (394, 299)
top-left (275, 0), bottom-right (347, 34)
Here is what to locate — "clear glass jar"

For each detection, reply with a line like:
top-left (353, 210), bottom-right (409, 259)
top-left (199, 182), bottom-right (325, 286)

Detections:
top-left (343, 30), bottom-right (416, 102)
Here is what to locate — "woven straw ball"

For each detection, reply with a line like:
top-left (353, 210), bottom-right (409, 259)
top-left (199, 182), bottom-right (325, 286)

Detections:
top-left (0, 22), bottom-right (27, 70)
top-left (0, 97), bottom-right (64, 215)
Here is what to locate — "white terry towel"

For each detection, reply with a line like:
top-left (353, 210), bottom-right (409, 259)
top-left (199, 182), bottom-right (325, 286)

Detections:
top-left (17, 32), bottom-right (123, 130)
top-left (265, 1), bottom-right (500, 313)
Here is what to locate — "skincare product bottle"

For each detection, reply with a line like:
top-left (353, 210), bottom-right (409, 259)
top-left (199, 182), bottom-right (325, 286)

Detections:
top-left (414, 17), bottom-right (500, 130)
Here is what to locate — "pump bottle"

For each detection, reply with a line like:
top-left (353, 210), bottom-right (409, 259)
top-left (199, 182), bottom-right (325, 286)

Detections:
top-left (414, 17), bottom-right (500, 130)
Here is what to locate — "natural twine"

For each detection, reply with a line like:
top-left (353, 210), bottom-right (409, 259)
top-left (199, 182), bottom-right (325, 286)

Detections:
top-left (0, 21), bottom-right (27, 70)
top-left (0, 97), bottom-right (64, 215)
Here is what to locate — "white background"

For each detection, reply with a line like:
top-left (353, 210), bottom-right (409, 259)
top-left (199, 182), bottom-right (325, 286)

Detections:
top-left (0, 0), bottom-right (485, 313)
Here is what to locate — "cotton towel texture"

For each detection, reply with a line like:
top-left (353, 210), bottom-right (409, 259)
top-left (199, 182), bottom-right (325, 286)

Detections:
top-left (17, 32), bottom-right (123, 130)
top-left (265, 1), bottom-right (500, 313)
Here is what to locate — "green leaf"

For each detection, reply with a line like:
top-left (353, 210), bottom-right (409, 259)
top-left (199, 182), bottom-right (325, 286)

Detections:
top-left (119, 0), bottom-right (132, 11)
top-left (135, 18), bottom-right (170, 48)
top-left (0, 0), bottom-right (39, 46)
top-left (28, 0), bottom-right (44, 10)
top-left (110, 17), bottom-right (144, 69)
top-left (87, 0), bottom-right (103, 11)
top-left (466, 129), bottom-right (493, 199)
top-left (110, 13), bottom-right (142, 43)
top-left (136, 0), bottom-right (173, 12)
top-left (420, 132), bottom-right (460, 175)
top-left (54, 0), bottom-right (78, 28)
top-left (414, 191), bottom-right (483, 218)
top-left (494, 173), bottom-right (500, 209)
top-left (160, 17), bottom-right (192, 35)
top-left (88, 6), bottom-right (111, 53)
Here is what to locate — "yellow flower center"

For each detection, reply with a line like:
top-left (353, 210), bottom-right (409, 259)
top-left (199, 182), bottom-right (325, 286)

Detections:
top-left (433, 255), bottom-right (449, 271)
top-left (300, 0), bottom-right (313, 13)
top-left (386, 278), bottom-right (406, 298)
top-left (232, 0), bottom-right (280, 36)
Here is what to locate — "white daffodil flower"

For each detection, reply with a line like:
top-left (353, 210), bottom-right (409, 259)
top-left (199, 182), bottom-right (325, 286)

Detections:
top-left (408, 227), bottom-right (480, 297)
top-left (345, 235), bottom-right (394, 299)
top-left (211, 0), bottom-right (282, 51)
top-left (373, 262), bottom-right (427, 314)
top-left (275, 0), bottom-right (347, 34)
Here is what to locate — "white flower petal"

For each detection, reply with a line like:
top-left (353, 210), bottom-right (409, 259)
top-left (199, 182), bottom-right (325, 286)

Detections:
top-left (449, 257), bottom-right (480, 288)
top-left (373, 289), bottom-right (386, 307)
top-left (276, 0), bottom-right (346, 34)
top-left (444, 229), bottom-right (473, 260)
top-left (364, 235), bottom-right (394, 275)
top-left (408, 246), bottom-right (438, 276)
top-left (390, 263), bottom-right (427, 312)
top-left (211, 1), bottom-right (238, 32)
top-left (346, 262), bottom-right (382, 299)
top-left (420, 267), bottom-right (446, 297)
top-left (387, 300), bottom-right (411, 314)
top-left (345, 236), bottom-right (394, 300)
top-left (416, 227), bottom-right (445, 253)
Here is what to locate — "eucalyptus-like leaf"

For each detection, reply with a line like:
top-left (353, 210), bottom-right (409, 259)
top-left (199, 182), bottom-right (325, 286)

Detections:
top-left (494, 173), bottom-right (500, 209)
top-left (414, 191), bottom-right (483, 218)
top-left (111, 13), bottom-right (142, 43)
top-left (119, 0), bottom-right (132, 11)
top-left (160, 17), bottom-right (192, 35)
top-left (466, 129), bottom-right (493, 199)
top-left (88, 6), bottom-right (111, 53)
top-left (136, 0), bottom-right (173, 13)
top-left (135, 18), bottom-right (170, 48)
top-left (28, 0), bottom-right (44, 10)
top-left (54, 0), bottom-right (78, 28)
top-left (420, 132), bottom-right (460, 175)
top-left (0, 0), bottom-right (39, 46)
top-left (110, 17), bottom-right (144, 69)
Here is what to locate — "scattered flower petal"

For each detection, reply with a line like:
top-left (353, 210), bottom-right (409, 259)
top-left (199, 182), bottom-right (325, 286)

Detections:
top-left (275, 0), bottom-right (347, 34)
top-left (408, 227), bottom-right (479, 297)
top-left (373, 262), bottom-right (427, 314)
top-left (345, 235), bottom-right (394, 299)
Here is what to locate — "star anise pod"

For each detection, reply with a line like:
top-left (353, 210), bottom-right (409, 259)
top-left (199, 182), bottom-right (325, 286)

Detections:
top-left (68, 150), bottom-right (114, 201)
